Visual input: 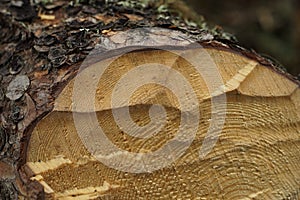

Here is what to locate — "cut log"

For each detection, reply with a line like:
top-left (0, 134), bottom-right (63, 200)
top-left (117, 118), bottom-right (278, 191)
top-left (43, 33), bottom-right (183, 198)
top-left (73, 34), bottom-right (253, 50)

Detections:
top-left (0, 1), bottom-right (299, 200)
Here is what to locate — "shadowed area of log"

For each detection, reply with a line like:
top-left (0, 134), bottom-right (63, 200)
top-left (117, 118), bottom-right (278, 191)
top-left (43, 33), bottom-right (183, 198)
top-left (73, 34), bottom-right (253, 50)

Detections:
top-left (22, 48), bottom-right (300, 199)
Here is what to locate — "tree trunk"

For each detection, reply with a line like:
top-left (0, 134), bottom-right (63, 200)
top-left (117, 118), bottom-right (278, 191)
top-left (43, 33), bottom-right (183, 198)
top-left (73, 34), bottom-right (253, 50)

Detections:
top-left (0, 1), bottom-right (299, 199)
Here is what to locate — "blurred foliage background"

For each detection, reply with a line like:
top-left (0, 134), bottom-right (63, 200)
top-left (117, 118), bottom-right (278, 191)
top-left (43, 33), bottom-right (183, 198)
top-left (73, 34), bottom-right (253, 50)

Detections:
top-left (185, 0), bottom-right (300, 76)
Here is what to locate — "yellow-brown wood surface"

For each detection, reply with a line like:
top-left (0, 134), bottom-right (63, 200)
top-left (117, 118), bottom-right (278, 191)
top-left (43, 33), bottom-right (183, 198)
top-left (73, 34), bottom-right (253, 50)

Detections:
top-left (23, 48), bottom-right (300, 199)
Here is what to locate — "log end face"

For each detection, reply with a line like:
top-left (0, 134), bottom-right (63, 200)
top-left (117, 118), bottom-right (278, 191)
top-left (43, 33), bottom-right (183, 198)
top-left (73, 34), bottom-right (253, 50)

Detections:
top-left (22, 43), bottom-right (300, 199)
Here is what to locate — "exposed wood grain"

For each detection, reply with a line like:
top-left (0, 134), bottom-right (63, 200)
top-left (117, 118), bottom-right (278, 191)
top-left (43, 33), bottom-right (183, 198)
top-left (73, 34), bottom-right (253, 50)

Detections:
top-left (1, 1), bottom-right (298, 199)
top-left (23, 47), bottom-right (300, 199)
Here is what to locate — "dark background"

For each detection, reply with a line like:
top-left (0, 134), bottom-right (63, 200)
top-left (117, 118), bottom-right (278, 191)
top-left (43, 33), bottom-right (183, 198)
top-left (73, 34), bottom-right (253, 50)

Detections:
top-left (185, 0), bottom-right (300, 76)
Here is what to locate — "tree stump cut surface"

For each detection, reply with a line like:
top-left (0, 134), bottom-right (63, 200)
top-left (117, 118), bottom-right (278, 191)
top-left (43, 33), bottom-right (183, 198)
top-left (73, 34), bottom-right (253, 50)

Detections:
top-left (22, 30), bottom-right (300, 199)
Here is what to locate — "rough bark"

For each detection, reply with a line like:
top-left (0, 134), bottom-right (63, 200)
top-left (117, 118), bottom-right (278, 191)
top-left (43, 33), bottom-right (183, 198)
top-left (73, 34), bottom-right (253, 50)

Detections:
top-left (0, 0), bottom-right (299, 199)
